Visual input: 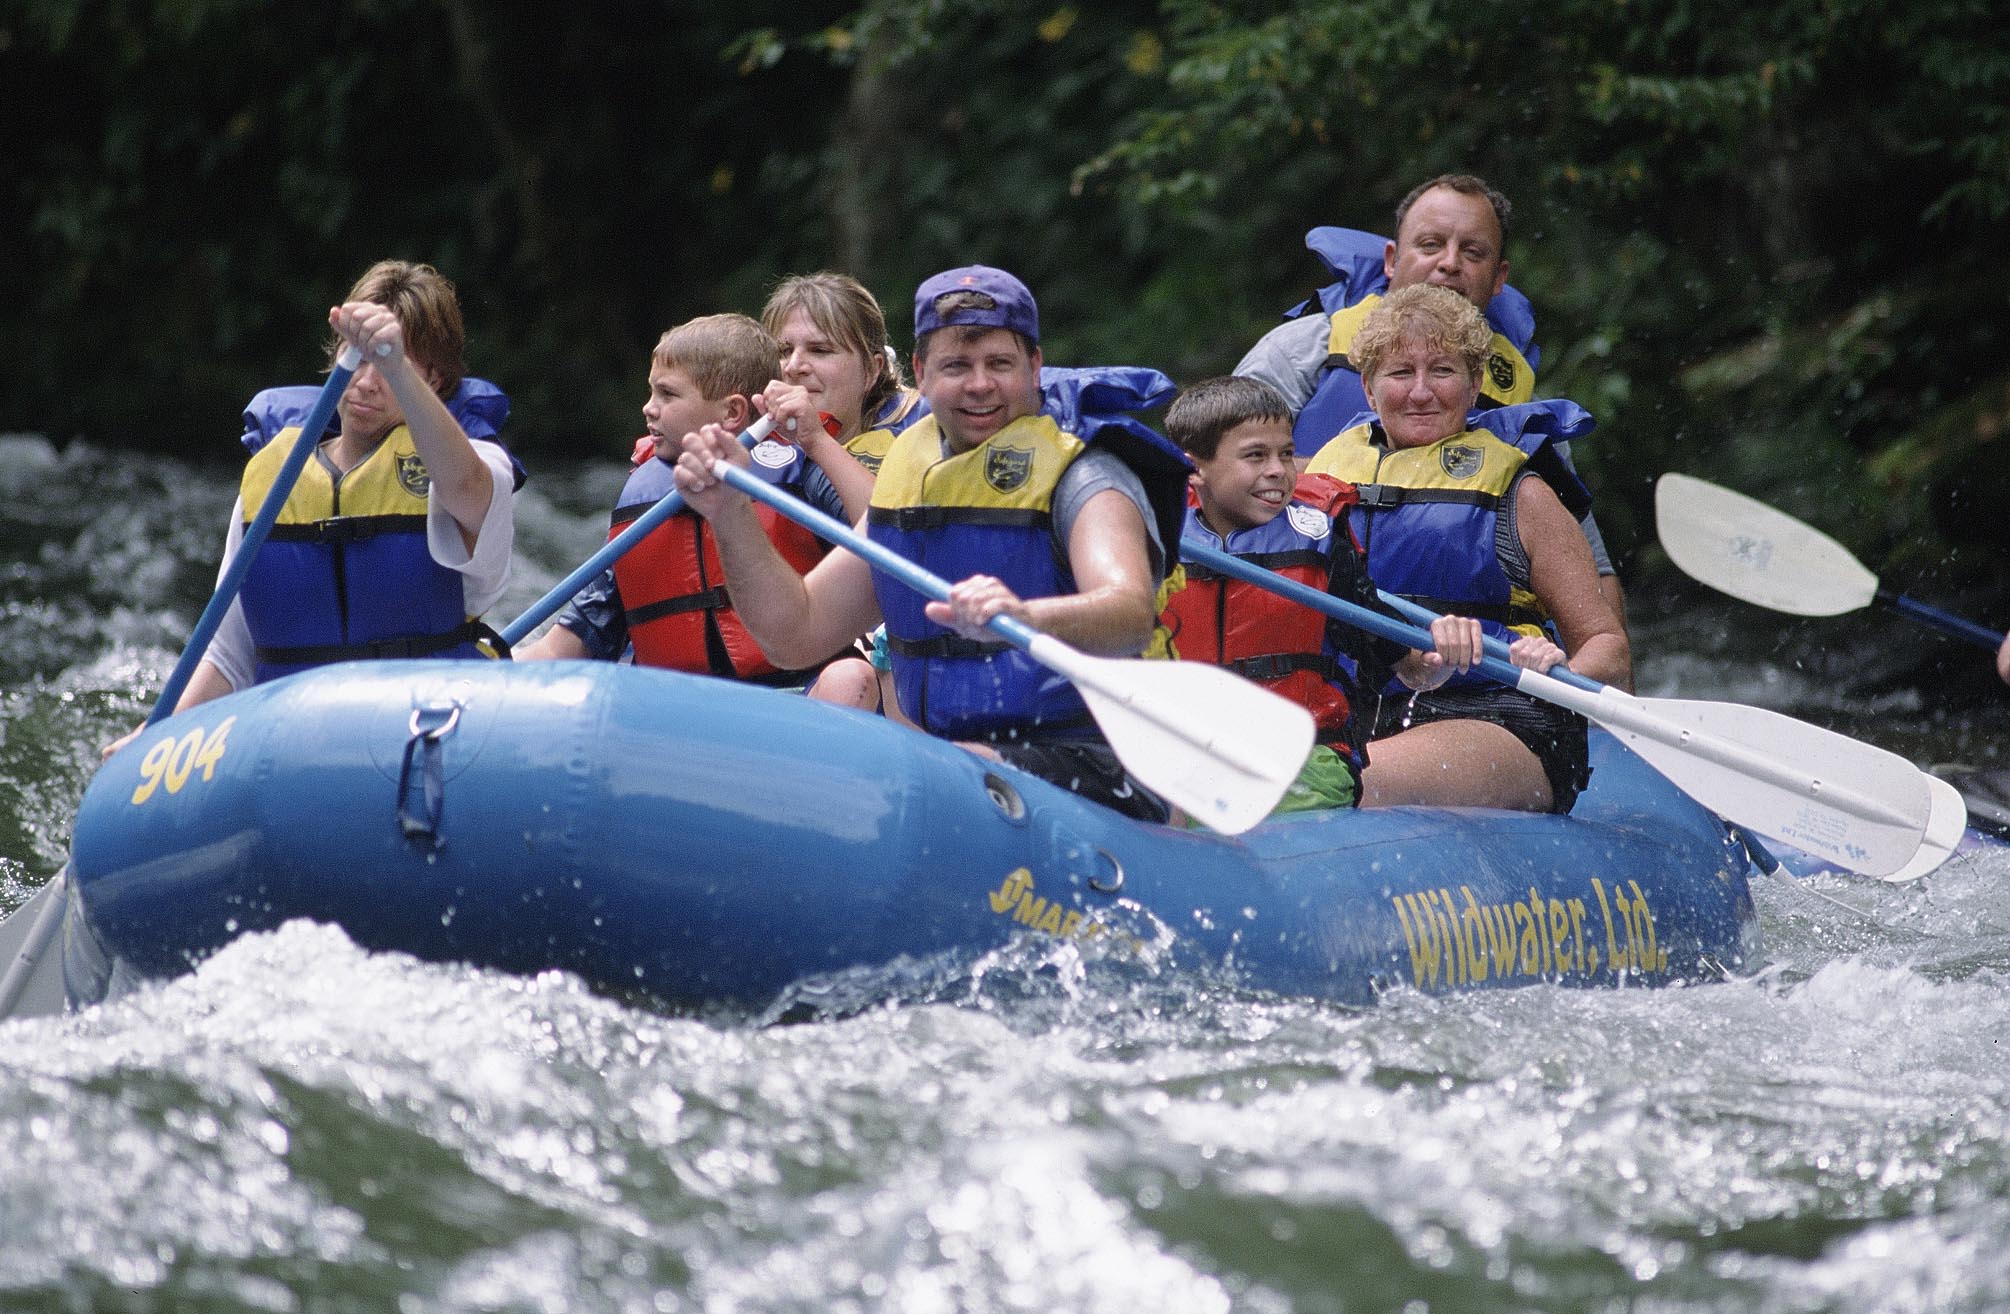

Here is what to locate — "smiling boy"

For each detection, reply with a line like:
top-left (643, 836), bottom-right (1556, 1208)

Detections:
top-left (1160, 376), bottom-right (1406, 811)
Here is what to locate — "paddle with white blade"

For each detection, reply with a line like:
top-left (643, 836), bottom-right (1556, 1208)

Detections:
top-left (1655, 472), bottom-right (2003, 649)
top-left (1178, 539), bottom-right (1948, 877)
top-left (710, 460), bottom-right (1314, 834)
top-left (1367, 586), bottom-right (1970, 883)
top-left (1891, 776), bottom-right (1972, 883)
top-left (0, 346), bottom-right (374, 1022)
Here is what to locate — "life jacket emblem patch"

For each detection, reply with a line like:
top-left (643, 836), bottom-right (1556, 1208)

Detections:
top-left (984, 444), bottom-right (1034, 493)
top-left (397, 453), bottom-right (431, 497)
top-left (1286, 504), bottom-right (1332, 540)
top-left (751, 439), bottom-right (796, 469)
top-left (1438, 443), bottom-right (1485, 480)
top-left (1487, 352), bottom-right (1516, 393)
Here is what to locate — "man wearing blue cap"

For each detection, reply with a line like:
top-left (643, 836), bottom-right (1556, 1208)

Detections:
top-left (672, 264), bottom-right (1190, 821)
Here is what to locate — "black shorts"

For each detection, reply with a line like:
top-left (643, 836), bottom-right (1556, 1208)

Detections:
top-left (989, 737), bottom-right (1172, 824)
top-left (1369, 684), bottom-right (1592, 813)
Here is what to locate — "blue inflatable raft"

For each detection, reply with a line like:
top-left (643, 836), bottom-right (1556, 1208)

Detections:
top-left (60, 661), bottom-right (1760, 1011)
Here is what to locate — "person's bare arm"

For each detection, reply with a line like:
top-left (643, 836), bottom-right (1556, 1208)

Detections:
top-left (102, 661), bottom-right (237, 759)
top-left (330, 302), bottom-right (493, 545)
top-left (759, 382), bottom-right (877, 523)
top-left (673, 423), bottom-right (883, 666)
top-left (1040, 489), bottom-right (1161, 653)
top-left (517, 625), bottom-right (590, 661)
top-left (926, 489), bottom-right (1158, 656)
top-left (1519, 477), bottom-right (1632, 692)
top-left (805, 436), bottom-right (876, 525)
top-left (1597, 574), bottom-right (1628, 629)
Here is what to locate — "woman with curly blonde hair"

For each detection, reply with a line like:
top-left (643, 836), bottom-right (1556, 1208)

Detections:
top-left (1306, 284), bottom-right (1629, 812)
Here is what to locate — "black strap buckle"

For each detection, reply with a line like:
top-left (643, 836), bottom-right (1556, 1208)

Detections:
top-left (312, 514), bottom-right (380, 544)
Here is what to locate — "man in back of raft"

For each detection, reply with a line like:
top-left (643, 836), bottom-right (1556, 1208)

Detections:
top-left (670, 264), bottom-right (1178, 823)
top-left (1235, 173), bottom-right (1626, 623)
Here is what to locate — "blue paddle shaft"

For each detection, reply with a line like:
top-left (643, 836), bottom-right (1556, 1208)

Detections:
top-left (1372, 588), bottom-right (1603, 694)
top-left (1179, 539), bottom-right (1800, 873)
top-left (150, 347), bottom-right (363, 725)
top-left (711, 460), bottom-right (1040, 653)
top-left (1177, 539), bottom-right (1538, 690)
top-left (498, 417), bottom-right (775, 646)
top-left (1878, 588), bottom-right (2004, 651)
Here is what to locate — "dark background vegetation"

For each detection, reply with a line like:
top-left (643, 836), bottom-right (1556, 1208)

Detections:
top-left (6, 0), bottom-right (2007, 646)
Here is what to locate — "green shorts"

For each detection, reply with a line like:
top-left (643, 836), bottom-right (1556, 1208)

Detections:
top-left (1274, 743), bottom-right (1362, 814)
top-left (1182, 744), bottom-right (1357, 827)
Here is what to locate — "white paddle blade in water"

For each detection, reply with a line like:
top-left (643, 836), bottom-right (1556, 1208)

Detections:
top-left (1655, 473), bottom-right (1879, 616)
top-left (1026, 636), bottom-right (1313, 835)
top-left (1538, 679), bottom-right (1936, 877)
top-left (1879, 776), bottom-right (1969, 883)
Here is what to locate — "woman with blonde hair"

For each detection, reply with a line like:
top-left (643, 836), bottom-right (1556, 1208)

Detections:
top-left (1305, 283), bottom-right (1629, 812)
top-left (760, 272), bottom-right (929, 717)
top-left (760, 271), bottom-right (925, 474)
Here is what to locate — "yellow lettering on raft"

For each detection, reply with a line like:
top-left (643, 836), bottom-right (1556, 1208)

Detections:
top-left (1630, 879), bottom-right (1667, 973)
top-left (1392, 878), bottom-right (1671, 989)
top-left (1459, 888), bottom-right (1490, 984)
top-left (1479, 897), bottom-right (1517, 979)
top-left (1394, 893), bottom-right (1445, 988)
top-left (1515, 901), bottom-right (1539, 975)
top-left (983, 868), bottom-right (1111, 945)
top-left (1433, 890), bottom-right (1463, 986)
top-left (130, 717), bottom-right (237, 807)
top-left (1592, 877), bottom-right (1627, 973)
top-left (988, 868), bottom-right (1032, 914)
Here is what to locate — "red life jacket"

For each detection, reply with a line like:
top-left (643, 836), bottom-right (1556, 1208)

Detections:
top-left (609, 451), bottom-right (828, 678)
top-left (1163, 474), bottom-right (1365, 755)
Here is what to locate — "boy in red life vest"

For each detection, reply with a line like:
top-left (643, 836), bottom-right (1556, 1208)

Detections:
top-left (1160, 376), bottom-right (1414, 812)
top-left (518, 314), bottom-right (875, 695)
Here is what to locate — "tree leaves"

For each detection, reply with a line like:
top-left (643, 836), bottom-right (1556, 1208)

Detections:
top-left (1, 0), bottom-right (2002, 597)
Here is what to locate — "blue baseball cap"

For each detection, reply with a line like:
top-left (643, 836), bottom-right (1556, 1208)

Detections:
top-left (913, 265), bottom-right (1039, 343)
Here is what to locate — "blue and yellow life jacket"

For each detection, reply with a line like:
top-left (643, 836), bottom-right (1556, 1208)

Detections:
top-left (240, 376), bottom-right (526, 491)
top-left (609, 438), bottom-right (830, 679)
top-left (1284, 227), bottom-right (1541, 455)
top-left (237, 426), bottom-right (489, 684)
top-left (866, 367), bottom-right (1187, 738)
top-left (841, 388), bottom-right (931, 475)
top-left (1304, 401), bottom-right (1593, 693)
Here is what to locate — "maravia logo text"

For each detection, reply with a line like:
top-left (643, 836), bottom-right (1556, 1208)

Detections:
top-left (986, 868), bottom-right (1108, 942)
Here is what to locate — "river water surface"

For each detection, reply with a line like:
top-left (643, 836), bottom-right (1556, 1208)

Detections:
top-left (2, 436), bottom-right (2006, 1313)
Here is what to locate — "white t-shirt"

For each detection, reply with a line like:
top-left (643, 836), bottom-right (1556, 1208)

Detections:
top-left (198, 438), bottom-right (518, 691)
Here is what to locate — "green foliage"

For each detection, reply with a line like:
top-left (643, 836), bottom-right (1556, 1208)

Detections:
top-left (729, 0), bottom-right (1190, 368)
top-left (1, 0), bottom-right (860, 456)
top-left (1063, 0), bottom-right (2010, 574)
top-left (1, 0), bottom-right (2004, 596)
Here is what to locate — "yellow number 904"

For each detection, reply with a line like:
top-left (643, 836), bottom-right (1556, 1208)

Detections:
top-left (130, 716), bottom-right (237, 806)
